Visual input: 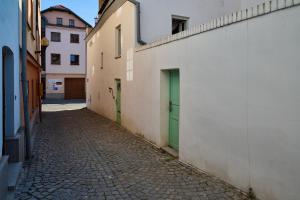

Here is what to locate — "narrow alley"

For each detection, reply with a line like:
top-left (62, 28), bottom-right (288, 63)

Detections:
top-left (13, 101), bottom-right (248, 200)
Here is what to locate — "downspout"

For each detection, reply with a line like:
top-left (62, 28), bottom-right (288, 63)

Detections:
top-left (21, 0), bottom-right (31, 160)
top-left (90, 0), bottom-right (146, 45)
top-left (129, 0), bottom-right (146, 45)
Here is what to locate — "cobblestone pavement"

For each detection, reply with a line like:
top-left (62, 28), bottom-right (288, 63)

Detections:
top-left (14, 102), bottom-right (249, 200)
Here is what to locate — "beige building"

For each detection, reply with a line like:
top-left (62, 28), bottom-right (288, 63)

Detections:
top-left (42, 5), bottom-right (92, 99)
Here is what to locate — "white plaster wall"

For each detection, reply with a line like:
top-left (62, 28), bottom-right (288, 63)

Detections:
top-left (0, 0), bottom-right (21, 145)
top-left (241, 0), bottom-right (268, 8)
top-left (87, 2), bottom-right (137, 127)
top-left (138, 0), bottom-right (241, 43)
top-left (87, 1), bottom-right (300, 199)
top-left (132, 6), bottom-right (300, 200)
top-left (45, 27), bottom-right (86, 75)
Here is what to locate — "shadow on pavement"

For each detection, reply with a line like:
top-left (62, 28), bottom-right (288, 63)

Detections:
top-left (42, 99), bottom-right (86, 105)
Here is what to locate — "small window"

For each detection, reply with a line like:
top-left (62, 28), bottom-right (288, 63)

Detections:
top-left (51, 32), bottom-right (61, 42)
top-left (69, 19), bottom-right (75, 27)
top-left (56, 17), bottom-right (63, 25)
top-left (101, 52), bottom-right (104, 69)
top-left (51, 54), bottom-right (61, 65)
top-left (172, 15), bottom-right (189, 34)
top-left (115, 25), bottom-right (121, 58)
top-left (70, 34), bottom-right (79, 43)
top-left (70, 55), bottom-right (79, 65)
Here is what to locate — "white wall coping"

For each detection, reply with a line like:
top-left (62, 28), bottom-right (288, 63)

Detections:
top-left (136, 0), bottom-right (300, 52)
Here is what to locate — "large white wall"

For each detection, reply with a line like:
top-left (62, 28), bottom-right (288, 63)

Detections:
top-left (133, 6), bottom-right (300, 200)
top-left (87, 1), bottom-right (300, 200)
top-left (46, 27), bottom-right (86, 75)
top-left (241, 0), bottom-right (268, 8)
top-left (138, 0), bottom-right (241, 43)
top-left (0, 0), bottom-right (21, 151)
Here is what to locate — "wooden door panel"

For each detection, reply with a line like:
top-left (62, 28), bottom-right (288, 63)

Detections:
top-left (65, 78), bottom-right (86, 99)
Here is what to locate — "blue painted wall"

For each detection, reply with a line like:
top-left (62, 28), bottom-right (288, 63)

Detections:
top-left (0, 0), bottom-right (21, 156)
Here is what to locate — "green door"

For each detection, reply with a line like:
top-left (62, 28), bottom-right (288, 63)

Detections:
top-left (116, 80), bottom-right (121, 124)
top-left (169, 70), bottom-right (180, 151)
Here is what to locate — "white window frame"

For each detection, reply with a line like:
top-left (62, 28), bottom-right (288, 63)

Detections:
top-left (172, 15), bottom-right (189, 35)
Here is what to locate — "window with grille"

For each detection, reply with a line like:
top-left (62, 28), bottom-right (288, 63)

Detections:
top-left (70, 34), bottom-right (79, 43)
top-left (51, 32), bottom-right (61, 42)
top-left (69, 19), bottom-right (75, 27)
top-left (56, 17), bottom-right (63, 25)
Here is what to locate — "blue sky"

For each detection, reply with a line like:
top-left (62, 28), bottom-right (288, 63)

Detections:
top-left (41, 0), bottom-right (98, 26)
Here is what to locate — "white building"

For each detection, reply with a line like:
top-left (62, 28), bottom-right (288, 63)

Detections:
top-left (86, 1), bottom-right (300, 200)
top-left (42, 5), bottom-right (92, 99)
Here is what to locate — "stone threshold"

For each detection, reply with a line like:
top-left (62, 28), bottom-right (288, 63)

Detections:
top-left (161, 146), bottom-right (179, 158)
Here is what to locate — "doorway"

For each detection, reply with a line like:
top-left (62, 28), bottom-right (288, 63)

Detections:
top-left (2, 46), bottom-right (14, 156)
top-left (168, 70), bottom-right (180, 151)
top-left (115, 79), bottom-right (121, 125)
top-left (64, 78), bottom-right (86, 99)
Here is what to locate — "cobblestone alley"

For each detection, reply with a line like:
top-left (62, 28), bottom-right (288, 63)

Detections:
top-left (13, 101), bottom-right (249, 200)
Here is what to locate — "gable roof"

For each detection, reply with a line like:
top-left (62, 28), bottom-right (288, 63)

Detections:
top-left (41, 5), bottom-right (92, 28)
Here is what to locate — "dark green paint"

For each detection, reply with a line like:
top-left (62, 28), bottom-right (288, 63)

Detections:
top-left (116, 79), bottom-right (121, 125)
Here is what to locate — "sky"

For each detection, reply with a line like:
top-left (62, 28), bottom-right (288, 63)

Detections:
top-left (41, 0), bottom-right (98, 26)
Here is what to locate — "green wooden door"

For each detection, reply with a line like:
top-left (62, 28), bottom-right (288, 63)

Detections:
top-left (116, 80), bottom-right (121, 124)
top-left (169, 70), bottom-right (180, 151)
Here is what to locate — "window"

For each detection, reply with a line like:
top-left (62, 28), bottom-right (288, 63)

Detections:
top-left (172, 15), bottom-right (189, 34)
top-left (101, 52), bottom-right (104, 69)
top-left (69, 19), bottom-right (75, 27)
top-left (70, 55), bottom-right (79, 65)
top-left (51, 54), bottom-right (61, 65)
top-left (51, 32), bottom-right (61, 42)
top-left (70, 34), bottom-right (79, 43)
top-left (115, 25), bottom-right (121, 58)
top-left (56, 18), bottom-right (63, 25)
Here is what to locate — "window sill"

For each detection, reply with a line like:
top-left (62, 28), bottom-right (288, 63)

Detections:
top-left (115, 56), bottom-right (121, 59)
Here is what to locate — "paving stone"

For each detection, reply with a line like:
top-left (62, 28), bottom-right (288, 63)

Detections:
top-left (13, 102), bottom-right (249, 200)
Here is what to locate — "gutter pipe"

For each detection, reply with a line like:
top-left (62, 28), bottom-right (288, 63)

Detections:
top-left (91, 0), bottom-right (146, 45)
top-left (128, 0), bottom-right (146, 45)
top-left (21, 0), bottom-right (31, 160)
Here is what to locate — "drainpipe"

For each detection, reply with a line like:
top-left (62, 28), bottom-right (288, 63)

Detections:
top-left (100, 0), bottom-right (146, 44)
top-left (128, 0), bottom-right (146, 45)
top-left (21, 0), bottom-right (31, 160)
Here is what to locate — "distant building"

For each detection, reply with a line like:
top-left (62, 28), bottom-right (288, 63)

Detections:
top-left (42, 5), bottom-right (92, 99)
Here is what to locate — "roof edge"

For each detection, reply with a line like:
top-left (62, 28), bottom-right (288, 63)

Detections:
top-left (41, 6), bottom-right (92, 28)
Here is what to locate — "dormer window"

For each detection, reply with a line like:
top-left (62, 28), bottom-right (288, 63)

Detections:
top-left (69, 19), bottom-right (75, 27)
top-left (56, 17), bottom-right (63, 25)
top-left (172, 15), bottom-right (189, 34)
